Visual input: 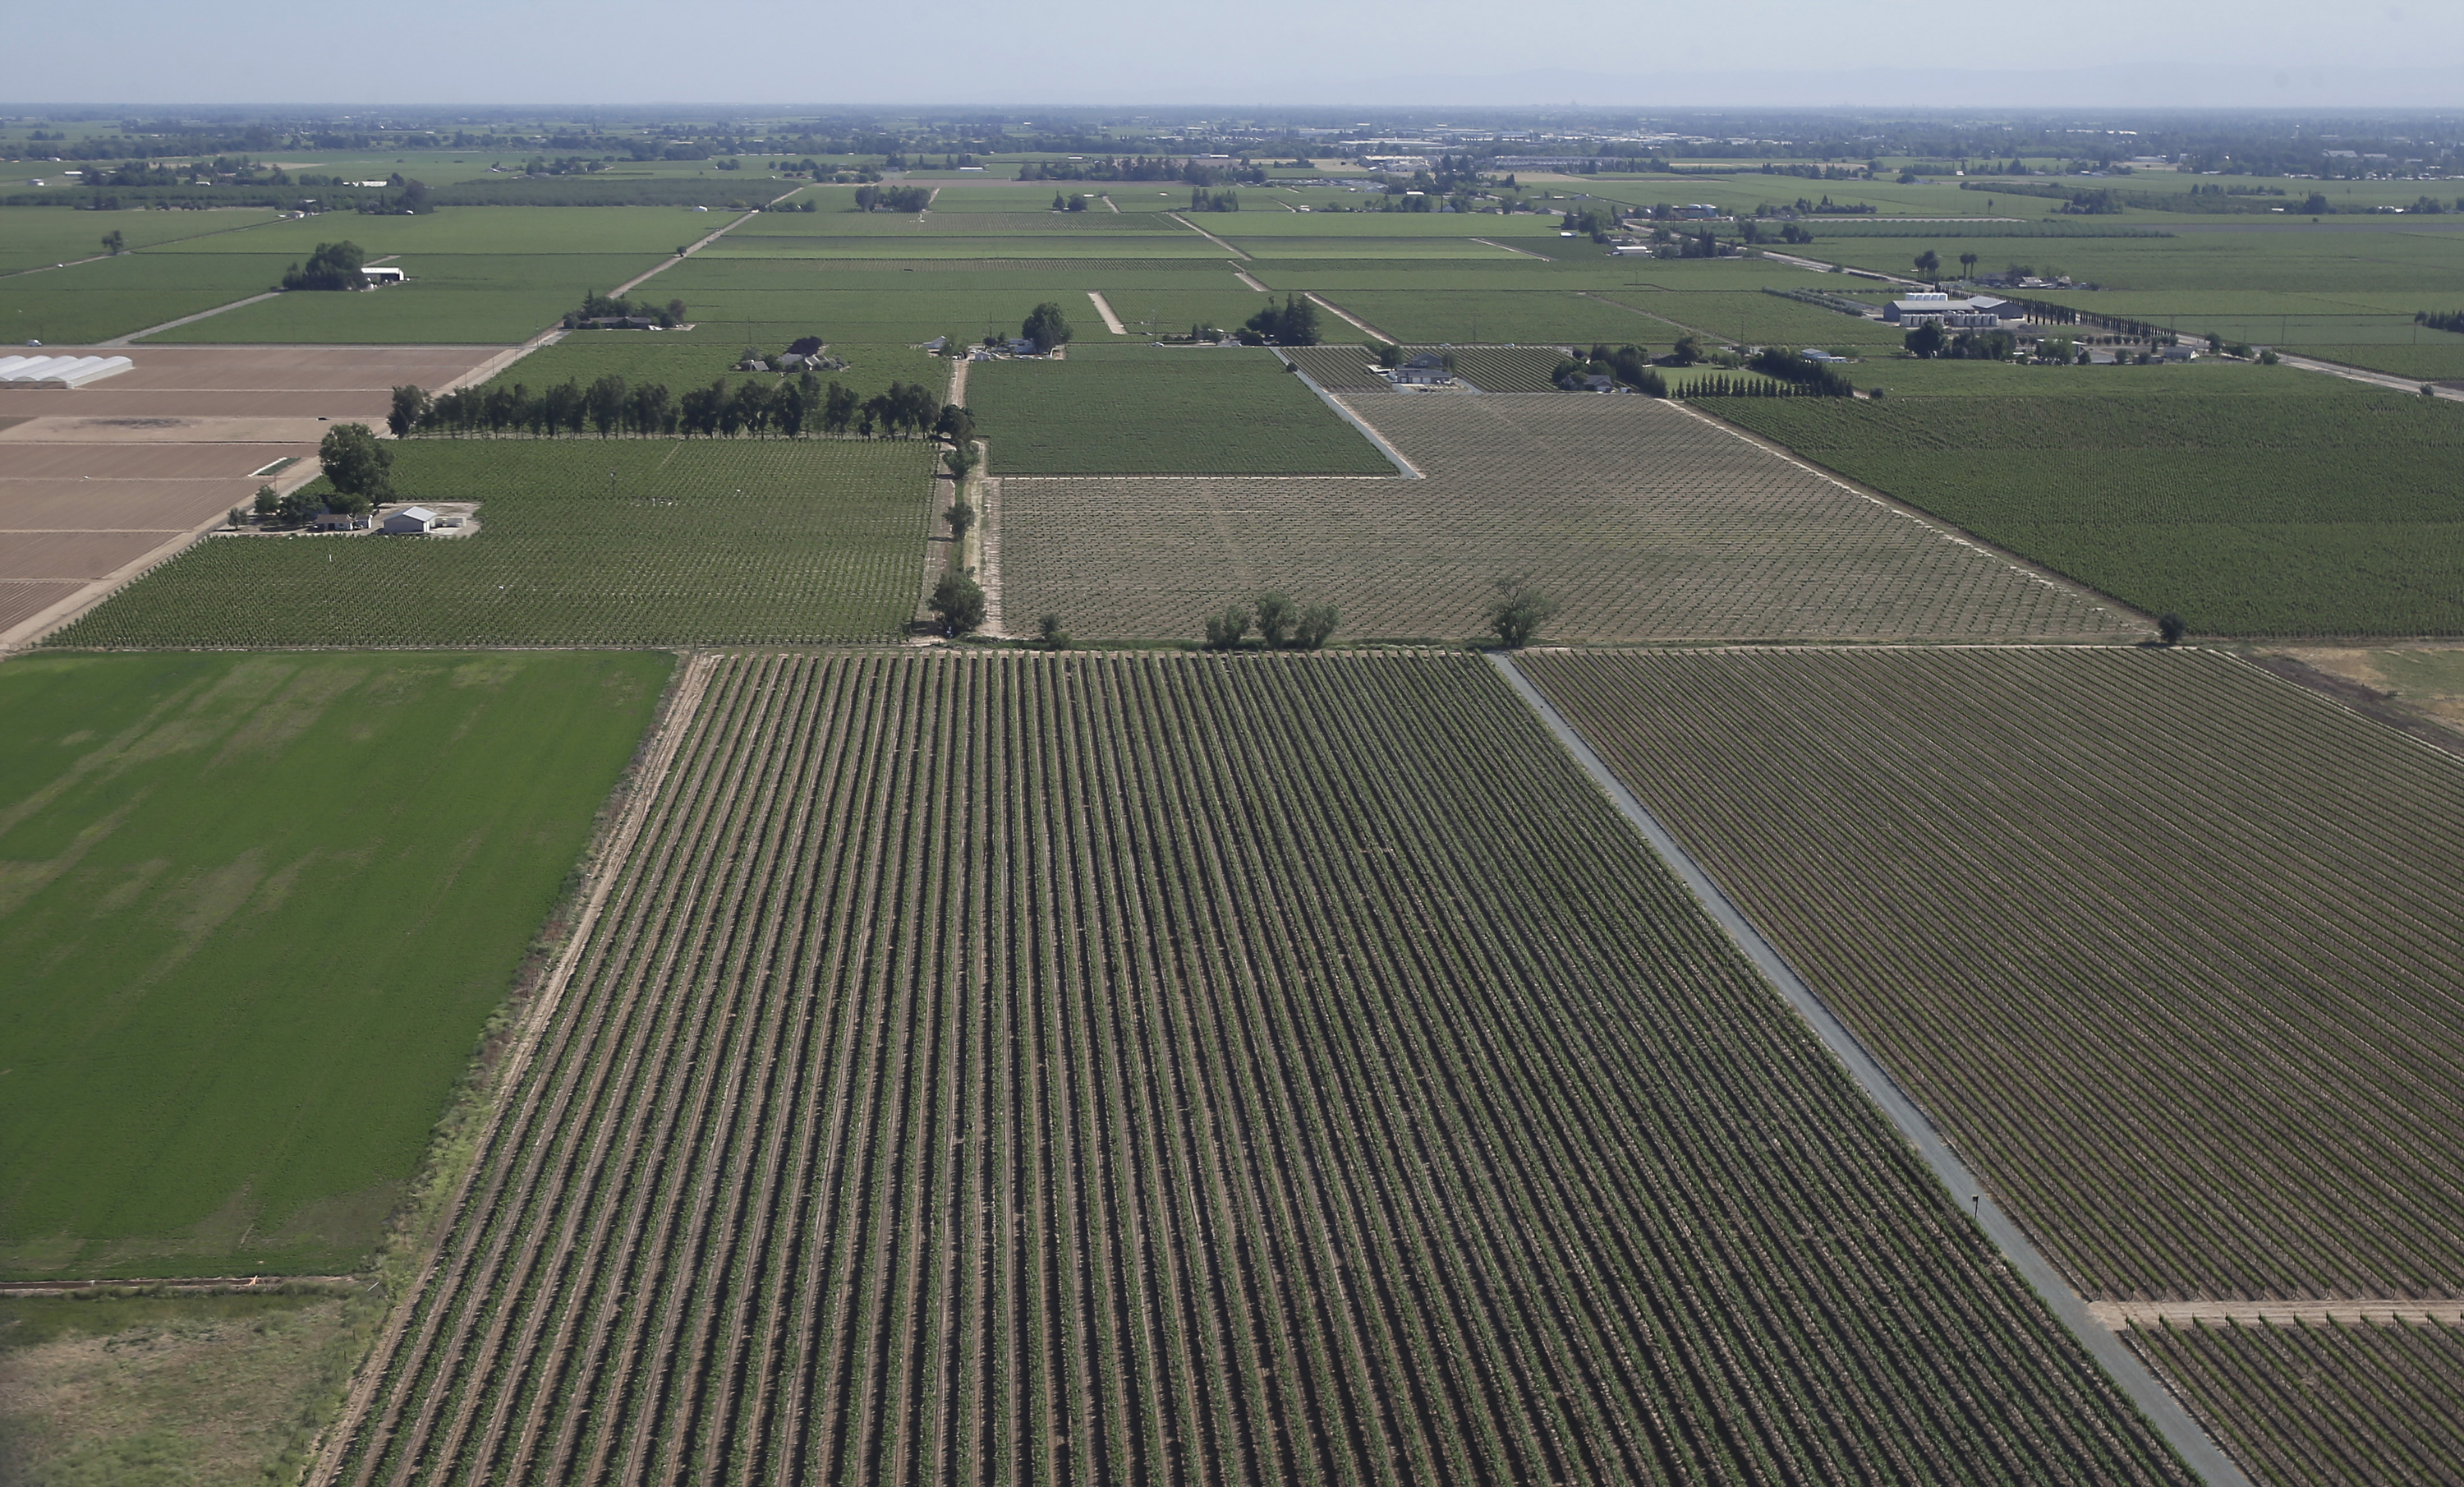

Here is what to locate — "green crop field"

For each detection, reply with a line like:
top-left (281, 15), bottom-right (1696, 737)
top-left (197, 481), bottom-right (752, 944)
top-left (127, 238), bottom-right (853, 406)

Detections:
top-left (1518, 645), bottom-right (2464, 1305)
top-left (967, 343), bottom-right (1393, 473)
top-left (318, 650), bottom-right (2195, 1487)
top-left (0, 650), bottom-right (669, 1278)
top-left (1710, 366), bottom-right (2464, 634)
top-left (1000, 391), bottom-right (2139, 642)
top-left (47, 437), bottom-right (934, 648)
top-left (0, 251), bottom-right (293, 344)
top-left (2126, 1319), bottom-right (2464, 1487)
top-left (145, 205), bottom-right (715, 259)
top-left (141, 252), bottom-right (674, 343)
top-left (0, 205), bottom-right (283, 274)
top-left (479, 335), bottom-right (942, 408)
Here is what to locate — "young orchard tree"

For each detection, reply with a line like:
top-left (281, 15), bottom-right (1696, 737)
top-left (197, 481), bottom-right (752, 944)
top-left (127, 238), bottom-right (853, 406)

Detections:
top-left (929, 572), bottom-right (987, 636)
top-left (316, 423), bottom-right (393, 513)
top-left (1486, 573), bottom-right (1561, 648)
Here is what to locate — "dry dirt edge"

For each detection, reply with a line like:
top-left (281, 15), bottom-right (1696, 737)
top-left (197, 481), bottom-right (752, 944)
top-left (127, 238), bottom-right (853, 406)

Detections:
top-left (301, 651), bottom-right (718, 1487)
top-left (2093, 1300), bottom-right (2464, 1328)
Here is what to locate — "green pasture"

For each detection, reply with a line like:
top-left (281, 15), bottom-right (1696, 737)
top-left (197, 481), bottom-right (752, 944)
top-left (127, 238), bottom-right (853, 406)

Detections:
top-left (141, 253), bottom-right (669, 343)
top-left (0, 650), bottom-right (669, 1278)
top-left (701, 233), bottom-right (1222, 260)
top-left (0, 252), bottom-right (292, 344)
top-left (1813, 226), bottom-right (2464, 295)
top-left (147, 205), bottom-right (714, 258)
top-left (49, 437), bottom-right (935, 648)
top-left (968, 343), bottom-right (1392, 475)
top-left (0, 206), bottom-right (284, 275)
top-left (1717, 364), bottom-right (2464, 634)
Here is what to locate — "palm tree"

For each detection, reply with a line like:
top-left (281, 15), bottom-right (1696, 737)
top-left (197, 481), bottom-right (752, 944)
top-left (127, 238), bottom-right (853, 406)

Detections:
top-left (1959, 251), bottom-right (1979, 282)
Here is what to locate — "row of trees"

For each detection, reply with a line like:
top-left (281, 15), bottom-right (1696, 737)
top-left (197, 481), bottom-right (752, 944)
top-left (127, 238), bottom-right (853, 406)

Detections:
top-left (2420, 310), bottom-right (2464, 334)
top-left (852, 185), bottom-right (931, 212)
top-left (1188, 188), bottom-right (1241, 213)
top-left (1202, 593), bottom-right (1340, 651)
top-left (560, 289), bottom-right (688, 329)
top-left (396, 374), bottom-right (958, 440)
top-left (1902, 323), bottom-right (2016, 361)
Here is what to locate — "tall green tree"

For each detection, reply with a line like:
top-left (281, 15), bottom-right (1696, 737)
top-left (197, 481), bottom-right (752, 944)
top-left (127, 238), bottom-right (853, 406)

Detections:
top-left (1022, 302), bottom-right (1074, 353)
top-left (316, 423), bottom-right (393, 513)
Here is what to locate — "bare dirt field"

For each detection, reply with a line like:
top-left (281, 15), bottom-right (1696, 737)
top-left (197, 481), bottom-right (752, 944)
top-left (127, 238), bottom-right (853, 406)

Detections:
top-left (0, 344), bottom-right (503, 647)
top-left (1000, 391), bottom-right (2146, 643)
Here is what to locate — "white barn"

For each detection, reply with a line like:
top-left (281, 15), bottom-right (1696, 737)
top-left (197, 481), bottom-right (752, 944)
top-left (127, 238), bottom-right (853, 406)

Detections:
top-left (383, 505), bottom-right (439, 534)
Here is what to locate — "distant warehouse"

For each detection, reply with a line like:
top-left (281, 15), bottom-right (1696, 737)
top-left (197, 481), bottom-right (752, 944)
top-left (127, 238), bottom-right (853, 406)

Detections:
top-left (1883, 292), bottom-right (2024, 328)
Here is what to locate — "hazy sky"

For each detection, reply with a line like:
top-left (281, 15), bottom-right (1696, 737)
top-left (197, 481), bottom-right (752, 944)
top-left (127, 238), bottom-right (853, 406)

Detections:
top-left (3, 0), bottom-right (2457, 108)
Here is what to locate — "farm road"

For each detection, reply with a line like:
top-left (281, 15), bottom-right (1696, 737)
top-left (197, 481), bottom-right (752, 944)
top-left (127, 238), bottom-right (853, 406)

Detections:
top-left (608, 186), bottom-right (805, 299)
top-left (2092, 1300), bottom-right (2464, 1329)
top-left (1087, 291), bottom-right (1127, 334)
top-left (1165, 212), bottom-right (1249, 258)
top-left (306, 651), bottom-right (719, 1487)
top-left (1487, 650), bottom-right (2256, 1487)
top-left (1304, 291), bottom-right (1397, 343)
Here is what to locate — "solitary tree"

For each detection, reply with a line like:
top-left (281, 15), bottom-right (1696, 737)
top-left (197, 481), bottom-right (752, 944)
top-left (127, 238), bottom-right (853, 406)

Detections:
top-left (1022, 302), bottom-right (1074, 353)
top-left (929, 572), bottom-right (986, 636)
top-left (2158, 612), bottom-right (2187, 645)
top-left (1903, 321), bottom-right (1947, 359)
top-left (1037, 613), bottom-right (1071, 650)
top-left (1486, 573), bottom-right (1561, 648)
top-left (316, 422), bottom-right (393, 513)
top-left (251, 483), bottom-right (279, 518)
top-left (100, 230), bottom-right (125, 256)
top-left (1914, 249), bottom-right (1942, 281)
top-left (283, 241), bottom-right (369, 292)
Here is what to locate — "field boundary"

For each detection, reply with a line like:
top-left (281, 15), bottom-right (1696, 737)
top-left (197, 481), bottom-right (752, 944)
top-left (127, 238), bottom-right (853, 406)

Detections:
top-left (303, 650), bottom-right (719, 1487)
top-left (1303, 291), bottom-right (1395, 343)
top-left (1486, 648), bottom-right (2256, 1487)
top-left (0, 452), bottom-right (328, 654)
top-left (608, 185), bottom-right (804, 297)
top-left (1164, 213), bottom-right (1248, 258)
top-left (0, 1275), bottom-right (361, 1297)
top-left (1470, 237), bottom-right (1550, 260)
top-left (1671, 399), bottom-right (2153, 633)
top-left (108, 290), bottom-right (282, 347)
top-left (2094, 1300), bottom-right (2464, 1329)
top-left (1267, 358), bottom-right (1421, 477)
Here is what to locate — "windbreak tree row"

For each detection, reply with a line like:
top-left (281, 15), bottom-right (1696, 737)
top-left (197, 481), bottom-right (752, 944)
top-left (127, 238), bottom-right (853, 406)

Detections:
top-left (323, 651), bottom-right (2194, 1487)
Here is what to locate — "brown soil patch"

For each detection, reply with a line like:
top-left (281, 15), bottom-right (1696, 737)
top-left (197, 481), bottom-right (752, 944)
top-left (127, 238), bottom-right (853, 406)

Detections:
top-left (0, 531), bottom-right (186, 582)
top-left (0, 415), bottom-right (332, 444)
top-left (0, 481), bottom-right (272, 531)
top-left (0, 389), bottom-right (393, 420)
top-left (0, 582), bottom-right (80, 630)
top-left (0, 441), bottom-right (310, 481)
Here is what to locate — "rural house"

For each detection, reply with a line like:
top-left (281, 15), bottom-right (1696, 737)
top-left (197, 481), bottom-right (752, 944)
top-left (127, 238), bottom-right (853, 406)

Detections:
top-left (1389, 352), bottom-right (1455, 386)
